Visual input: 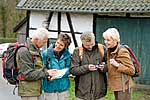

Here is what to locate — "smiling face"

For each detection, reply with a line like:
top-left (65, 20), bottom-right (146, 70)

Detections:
top-left (54, 39), bottom-right (65, 52)
top-left (103, 28), bottom-right (120, 49)
top-left (104, 36), bottom-right (118, 49)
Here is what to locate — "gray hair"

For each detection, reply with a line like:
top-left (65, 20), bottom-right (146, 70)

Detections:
top-left (32, 28), bottom-right (49, 40)
top-left (103, 28), bottom-right (120, 42)
top-left (80, 32), bottom-right (95, 42)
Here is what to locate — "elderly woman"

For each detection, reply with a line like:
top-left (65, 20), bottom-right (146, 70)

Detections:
top-left (42, 33), bottom-right (72, 100)
top-left (102, 28), bottom-right (135, 100)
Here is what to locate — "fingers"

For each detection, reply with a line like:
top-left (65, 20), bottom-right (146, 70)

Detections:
top-left (88, 64), bottom-right (97, 71)
top-left (47, 69), bottom-right (57, 77)
top-left (110, 59), bottom-right (119, 67)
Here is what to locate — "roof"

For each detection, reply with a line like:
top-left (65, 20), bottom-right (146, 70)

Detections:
top-left (17, 0), bottom-right (150, 13)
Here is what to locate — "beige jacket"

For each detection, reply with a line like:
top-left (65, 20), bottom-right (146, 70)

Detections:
top-left (107, 44), bottom-right (135, 92)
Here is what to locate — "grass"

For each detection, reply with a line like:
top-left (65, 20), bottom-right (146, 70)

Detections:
top-left (132, 90), bottom-right (145, 100)
top-left (69, 78), bottom-right (145, 100)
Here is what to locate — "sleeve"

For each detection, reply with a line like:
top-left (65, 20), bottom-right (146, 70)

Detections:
top-left (70, 48), bottom-right (90, 76)
top-left (18, 47), bottom-right (49, 81)
top-left (62, 54), bottom-right (71, 78)
top-left (116, 48), bottom-right (135, 76)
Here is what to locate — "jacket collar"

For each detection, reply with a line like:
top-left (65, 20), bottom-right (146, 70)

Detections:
top-left (109, 43), bottom-right (121, 55)
top-left (26, 38), bottom-right (41, 55)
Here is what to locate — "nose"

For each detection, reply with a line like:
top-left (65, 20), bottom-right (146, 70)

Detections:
top-left (56, 43), bottom-right (61, 47)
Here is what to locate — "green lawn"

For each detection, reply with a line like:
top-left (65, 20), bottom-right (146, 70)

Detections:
top-left (69, 78), bottom-right (145, 100)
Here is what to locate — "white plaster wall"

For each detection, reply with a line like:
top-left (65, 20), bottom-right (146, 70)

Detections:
top-left (30, 12), bottom-right (48, 28)
top-left (29, 11), bottom-right (93, 53)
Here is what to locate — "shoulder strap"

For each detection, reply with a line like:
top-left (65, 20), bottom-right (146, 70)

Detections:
top-left (16, 45), bottom-right (35, 69)
top-left (123, 45), bottom-right (141, 75)
top-left (78, 44), bottom-right (105, 62)
top-left (112, 45), bottom-right (123, 59)
top-left (78, 47), bottom-right (84, 61)
top-left (15, 44), bottom-right (28, 69)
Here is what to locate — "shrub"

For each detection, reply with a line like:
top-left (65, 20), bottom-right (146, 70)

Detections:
top-left (0, 38), bottom-right (17, 43)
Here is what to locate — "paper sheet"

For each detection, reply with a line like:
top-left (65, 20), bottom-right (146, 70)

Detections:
top-left (53, 68), bottom-right (68, 79)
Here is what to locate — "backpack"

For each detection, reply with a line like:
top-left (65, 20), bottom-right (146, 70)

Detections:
top-left (2, 42), bottom-right (28, 85)
top-left (114, 44), bottom-right (141, 77)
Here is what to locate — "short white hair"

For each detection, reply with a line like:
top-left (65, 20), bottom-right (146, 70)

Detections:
top-left (32, 27), bottom-right (49, 40)
top-left (103, 28), bottom-right (120, 42)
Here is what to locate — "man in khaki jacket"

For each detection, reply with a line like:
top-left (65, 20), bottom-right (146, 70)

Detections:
top-left (17, 28), bottom-right (57, 100)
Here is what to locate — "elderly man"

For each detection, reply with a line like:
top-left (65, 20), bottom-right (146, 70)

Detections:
top-left (71, 32), bottom-right (107, 100)
top-left (17, 28), bottom-right (57, 100)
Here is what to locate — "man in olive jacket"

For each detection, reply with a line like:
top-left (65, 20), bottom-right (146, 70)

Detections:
top-left (71, 32), bottom-right (107, 100)
top-left (17, 28), bottom-right (57, 100)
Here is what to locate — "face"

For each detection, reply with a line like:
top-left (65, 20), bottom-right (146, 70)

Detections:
top-left (82, 40), bottom-right (95, 51)
top-left (104, 36), bottom-right (117, 48)
top-left (35, 37), bottom-right (48, 48)
top-left (54, 39), bottom-right (65, 52)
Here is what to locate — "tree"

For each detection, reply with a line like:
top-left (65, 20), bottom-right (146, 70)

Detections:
top-left (0, 0), bottom-right (25, 38)
top-left (0, 0), bottom-right (7, 37)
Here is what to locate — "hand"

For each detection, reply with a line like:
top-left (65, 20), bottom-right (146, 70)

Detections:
top-left (95, 63), bottom-right (105, 71)
top-left (110, 59), bottom-right (119, 67)
top-left (88, 64), bottom-right (97, 71)
top-left (47, 69), bottom-right (57, 76)
top-left (48, 76), bottom-right (55, 81)
top-left (99, 64), bottom-right (105, 71)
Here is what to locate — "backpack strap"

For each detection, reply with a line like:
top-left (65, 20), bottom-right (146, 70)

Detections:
top-left (98, 44), bottom-right (105, 62)
top-left (112, 45), bottom-right (124, 59)
top-left (78, 43), bottom-right (106, 64)
top-left (78, 47), bottom-right (84, 62)
top-left (123, 45), bottom-right (141, 76)
top-left (103, 45), bottom-right (107, 63)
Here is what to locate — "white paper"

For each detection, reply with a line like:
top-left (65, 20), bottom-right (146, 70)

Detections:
top-left (53, 68), bottom-right (68, 79)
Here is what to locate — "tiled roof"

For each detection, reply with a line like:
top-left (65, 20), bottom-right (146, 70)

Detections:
top-left (17, 0), bottom-right (150, 13)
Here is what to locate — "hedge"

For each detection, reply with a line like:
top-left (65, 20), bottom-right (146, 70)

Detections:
top-left (0, 38), bottom-right (17, 43)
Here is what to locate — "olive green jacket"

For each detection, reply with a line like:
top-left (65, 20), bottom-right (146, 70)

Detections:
top-left (17, 39), bottom-right (49, 96)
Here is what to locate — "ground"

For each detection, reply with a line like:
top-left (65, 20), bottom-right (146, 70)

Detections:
top-left (133, 89), bottom-right (150, 100)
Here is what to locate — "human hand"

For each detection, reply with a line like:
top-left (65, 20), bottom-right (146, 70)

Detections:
top-left (48, 76), bottom-right (55, 81)
top-left (96, 64), bottom-right (105, 71)
top-left (47, 69), bottom-right (57, 77)
top-left (47, 69), bottom-right (57, 81)
top-left (110, 59), bottom-right (119, 67)
top-left (88, 64), bottom-right (97, 71)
